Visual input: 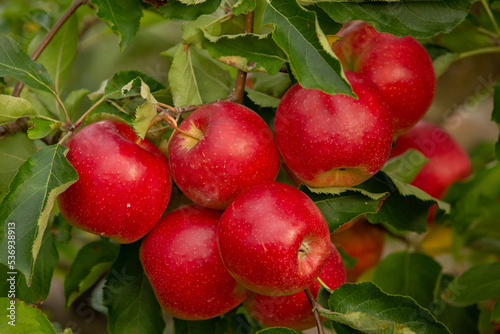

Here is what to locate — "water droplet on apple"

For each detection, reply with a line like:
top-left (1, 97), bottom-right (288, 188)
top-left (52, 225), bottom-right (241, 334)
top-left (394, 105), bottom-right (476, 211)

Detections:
top-left (127, 203), bottom-right (131, 208)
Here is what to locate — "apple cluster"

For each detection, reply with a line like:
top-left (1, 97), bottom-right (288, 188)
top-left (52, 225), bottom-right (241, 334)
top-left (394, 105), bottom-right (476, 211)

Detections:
top-left (56, 21), bottom-right (471, 330)
top-left (56, 107), bottom-right (344, 329)
top-left (275, 21), bottom-right (437, 188)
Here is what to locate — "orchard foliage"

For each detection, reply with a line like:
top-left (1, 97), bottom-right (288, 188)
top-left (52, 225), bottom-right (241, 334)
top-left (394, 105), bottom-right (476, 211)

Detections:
top-left (0, 0), bottom-right (500, 333)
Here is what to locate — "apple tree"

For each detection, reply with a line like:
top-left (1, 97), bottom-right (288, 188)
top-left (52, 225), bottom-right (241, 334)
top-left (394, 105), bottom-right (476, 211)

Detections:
top-left (1, 0), bottom-right (500, 333)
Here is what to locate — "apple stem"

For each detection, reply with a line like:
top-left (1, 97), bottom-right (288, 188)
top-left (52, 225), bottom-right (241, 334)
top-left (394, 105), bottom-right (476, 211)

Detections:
top-left (163, 113), bottom-right (202, 141)
top-left (58, 131), bottom-right (73, 146)
top-left (316, 277), bottom-right (334, 293)
top-left (305, 288), bottom-right (326, 334)
top-left (145, 111), bottom-right (202, 141)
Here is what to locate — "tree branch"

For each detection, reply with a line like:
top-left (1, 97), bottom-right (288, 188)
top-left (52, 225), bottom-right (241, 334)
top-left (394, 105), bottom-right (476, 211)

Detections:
top-left (228, 11), bottom-right (254, 104)
top-left (12, 0), bottom-right (90, 97)
top-left (305, 288), bottom-right (326, 334)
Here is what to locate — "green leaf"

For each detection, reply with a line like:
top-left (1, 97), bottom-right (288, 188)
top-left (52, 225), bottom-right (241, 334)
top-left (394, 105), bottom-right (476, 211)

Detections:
top-left (325, 282), bottom-right (451, 333)
top-left (442, 262), bottom-right (500, 307)
top-left (250, 71), bottom-right (292, 98)
top-left (0, 132), bottom-right (36, 200)
top-left (311, 5), bottom-right (342, 35)
top-left (317, 0), bottom-right (474, 39)
top-left (262, 0), bottom-right (352, 96)
top-left (0, 227), bottom-right (59, 304)
top-left (27, 118), bottom-right (61, 140)
top-left (433, 53), bottom-right (459, 78)
top-left (492, 78), bottom-right (500, 160)
top-left (204, 33), bottom-right (287, 75)
top-left (157, 0), bottom-right (221, 21)
top-left (104, 70), bottom-right (165, 99)
top-left (233, 0), bottom-right (257, 16)
top-left (0, 144), bottom-right (78, 283)
top-left (64, 88), bottom-right (91, 121)
top-left (90, 0), bottom-right (143, 51)
top-left (173, 317), bottom-right (226, 334)
top-left (257, 328), bottom-right (300, 334)
top-left (64, 239), bottom-right (120, 308)
top-left (104, 242), bottom-right (165, 334)
top-left (448, 162), bottom-right (500, 237)
top-left (0, 95), bottom-right (53, 126)
top-left (373, 251), bottom-right (442, 308)
top-left (182, 15), bottom-right (222, 49)
top-left (434, 274), bottom-right (480, 334)
top-left (337, 247), bottom-right (358, 269)
top-left (121, 77), bottom-right (160, 139)
top-left (360, 172), bottom-right (449, 233)
top-left (34, 15), bottom-right (78, 92)
top-left (300, 185), bottom-right (388, 232)
top-left (167, 44), bottom-right (232, 107)
top-left (317, 285), bottom-right (332, 309)
top-left (0, 35), bottom-right (55, 94)
top-left (492, 298), bottom-right (500, 322)
top-left (85, 101), bottom-right (134, 126)
top-left (382, 149), bottom-right (429, 184)
top-left (52, 214), bottom-right (73, 245)
top-left (245, 87), bottom-right (281, 108)
top-left (0, 298), bottom-right (57, 333)
top-left (134, 102), bottom-right (157, 139)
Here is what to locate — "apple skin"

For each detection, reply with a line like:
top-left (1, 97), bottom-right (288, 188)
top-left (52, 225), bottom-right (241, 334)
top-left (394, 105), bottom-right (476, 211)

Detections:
top-left (389, 121), bottom-right (472, 199)
top-left (332, 21), bottom-right (436, 135)
top-left (330, 218), bottom-right (385, 282)
top-left (168, 101), bottom-right (280, 210)
top-left (217, 182), bottom-right (331, 296)
top-left (243, 244), bottom-right (346, 331)
top-left (57, 120), bottom-right (171, 243)
top-left (140, 205), bottom-right (250, 320)
top-left (274, 71), bottom-right (393, 187)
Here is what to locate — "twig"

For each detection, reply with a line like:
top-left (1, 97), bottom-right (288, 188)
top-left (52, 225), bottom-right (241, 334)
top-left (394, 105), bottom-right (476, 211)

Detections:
top-left (173, 96), bottom-right (234, 115)
top-left (72, 97), bottom-right (105, 130)
top-left (304, 288), bottom-right (326, 334)
top-left (228, 11), bottom-right (254, 104)
top-left (12, 0), bottom-right (90, 97)
top-left (0, 118), bottom-right (29, 140)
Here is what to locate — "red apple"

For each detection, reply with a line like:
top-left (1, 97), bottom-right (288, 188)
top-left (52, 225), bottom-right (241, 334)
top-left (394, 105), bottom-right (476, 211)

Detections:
top-left (389, 120), bottom-right (472, 199)
top-left (140, 205), bottom-right (250, 320)
top-left (330, 218), bottom-right (385, 282)
top-left (168, 101), bottom-right (280, 210)
top-left (332, 21), bottom-right (436, 135)
top-left (243, 244), bottom-right (346, 331)
top-left (57, 120), bottom-right (171, 243)
top-left (217, 182), bottom-right (331, 296)
top-left (274, 71), bottom-right (393, 188)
